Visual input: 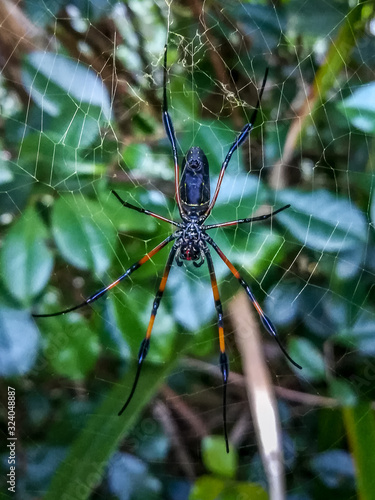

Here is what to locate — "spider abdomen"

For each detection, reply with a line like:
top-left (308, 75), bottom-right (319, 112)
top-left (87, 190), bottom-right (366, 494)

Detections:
top-left (180, 147), bottom-right (210, 216)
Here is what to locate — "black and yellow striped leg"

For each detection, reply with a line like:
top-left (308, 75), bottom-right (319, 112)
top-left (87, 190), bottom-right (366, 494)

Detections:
top-left (118, 244), bottom-right (177, 416)
top-left (32, 235), bottom-right (176, 318)
top-left (207, 236), bottom-right (302, 370)
top-left (204, 246), bottom-right (230, 453)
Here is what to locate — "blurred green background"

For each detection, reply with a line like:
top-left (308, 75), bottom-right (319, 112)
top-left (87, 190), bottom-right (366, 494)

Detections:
top-left (1, 0), bottom-right (375, 499)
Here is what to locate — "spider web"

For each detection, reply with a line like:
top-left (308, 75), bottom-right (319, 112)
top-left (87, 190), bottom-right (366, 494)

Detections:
top-left (1, 0), bottom-right (375, 499)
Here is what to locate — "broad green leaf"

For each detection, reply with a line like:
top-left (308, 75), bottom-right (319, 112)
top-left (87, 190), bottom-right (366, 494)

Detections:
top-left (41, 315), bottom-right (100, 380)
top-left (52, 195), bottom-right (117, 275)
top-left (298, 286), bottom-right (337, 338)
top-left (100, 188), bottom-right (160, 234)
top-left (168, 264), bottom-right (214, 332)
top-left (108, 286), bottom-right (176, 363)
top-left (1, 207), bottom-right (53, 304)
top-left (277, 189), bottom-right (367, 253)
top-left (22, 52), bottom-right (111, 121)
top-left (211, 223), bottom-right (286, 284)
top-left (287, 0), bottom-right (348, 38)
top-left (209, 173), bottom-right (267, 216)
top-left (343, 404), bottom-right (375, 499)
top-left (329, 378), bottom-right (358, 407)
top-left (202, 436), bottom-right (238, 479)
top-left (221, 482), bottom-right (268, 500)
top-left (335, 310), bottom-right (375, 356)
top-left (0, 157), bottom-right (13, 184)
top-left (229, 227), bottom-right (285, 276)
top-left (43, 333), bottom-right (193, 500)
top-left (189, 476), bottom-right (225, 500)
top-left (371, 190), bottom-right (375, 226)
top-left (18, 133), bottom-right (106, 184)
top-left (0, 306), bottom-right (40, 376)
top-left (225, 3), bottom-right (286, 51)
top-left (288, 338), bottom-right (326, 381)
top-left (338, 82), bottom-right (375, 134)
top-left (123, 143), bottom-right (174, 180)
top-left (265, 282), bottom-right (301, 327)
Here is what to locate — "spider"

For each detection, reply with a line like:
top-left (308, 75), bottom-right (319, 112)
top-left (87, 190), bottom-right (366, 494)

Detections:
top-left (33, 45), bottom-right (301, 453)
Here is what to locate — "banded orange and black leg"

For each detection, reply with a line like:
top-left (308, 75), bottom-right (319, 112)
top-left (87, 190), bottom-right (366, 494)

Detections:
top-left (204, 246), bottom-right (230, 453)
top-left (206, 235), bottom-right (302, 370)
top-left (32, 235), bottom-right (176, 317)
top-left (118, 244), bottom-right (177, 416)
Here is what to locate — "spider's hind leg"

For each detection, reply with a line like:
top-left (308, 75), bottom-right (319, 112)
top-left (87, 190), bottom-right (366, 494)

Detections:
top-left (118, 244), bottom-right (177, 415)
top-left (204, 246), bottom-right (230, 453)
top-left (207, 235), bottom-right (302, 370)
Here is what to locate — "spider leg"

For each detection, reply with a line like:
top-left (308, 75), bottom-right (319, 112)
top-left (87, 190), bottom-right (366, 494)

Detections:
top-left (204, 246), bottom-right (230, 453)
top-left (206, 235), bottom-right (302, 370)
top-left (118, 244), bottom-right (177, 415)
top-left (162, 45), bottom-right (183, 214)
top-left (32, 234), bottom-right (176, 317)
top-left (112, 190), bottom-right (182, 227)
top-left (204, 68), bottom-right (269, 218)
top-left (204, 204), bottom-right (290, 230)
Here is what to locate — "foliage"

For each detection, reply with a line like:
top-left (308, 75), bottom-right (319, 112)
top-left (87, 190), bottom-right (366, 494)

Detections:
top-left (0, 0), bottom-right (375, 499)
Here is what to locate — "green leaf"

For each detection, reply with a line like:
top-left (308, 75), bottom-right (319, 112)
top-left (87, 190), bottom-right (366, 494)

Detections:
top-left (101, 188), bottom-right (160, 234)
top-left (22, 52), bottom-right (111, 121)
top-left (40, 316), bottom-right (100, 380)
top-left (338, 82), bottom-right (375, 134)
top-left (123, 143), bottom-right (174, 180)
top-left (265, 282), bottom-right (301, 328)
top-left (0, 207), bottom-right (53, 304)
top-left (225, 3), bottom-right (286, 52)
top-left (168, 264), bottom-right (214, 332)
top-left (0, 306), bottom-right (40, 376)
top-left (288, 338), bottom-right (326, 381)
top-left (18, 133), bottom-right (106, 185)
top-left (209, 173), bottom-right (267, 215)
top-left (108, 287), bottom-right (176, 363)
top-left (52, 195), bottom-right (117, 275)
top-left (43, 333), bottom-right (193, 500)
top-left (329, 378), bottom-right (358, 407)
top-left (230, 227), bottom-right (285, 276)
top-left (277, 189), bottom-right (367, 253)
top-left (202, 436), bottom-right (238, 479)
top-left (189, 476), bottom-right (225, 500)
top-left (343, 404), bottom-right (375, 499)
top-left (0, 156), bottom-right (13, 185)
top-left (335, 310), bottom-right (375, 356)
top-left (371, 190), bottom-right (375, 226)
top-left (221, 482), bottom-right (268, 500)
top-left (287, 0), bottom-right (348, 38)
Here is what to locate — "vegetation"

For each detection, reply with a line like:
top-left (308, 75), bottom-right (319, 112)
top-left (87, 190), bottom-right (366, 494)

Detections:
top-left (1, 0), bottom-right (375, 499)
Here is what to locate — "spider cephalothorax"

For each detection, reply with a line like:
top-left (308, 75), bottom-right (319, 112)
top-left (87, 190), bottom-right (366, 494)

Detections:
top-left (33, 44), bottom-right (301, 454)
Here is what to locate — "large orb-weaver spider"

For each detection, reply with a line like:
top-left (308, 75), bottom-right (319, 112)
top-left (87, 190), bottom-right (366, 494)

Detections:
top-left (33, 45), bottom-right (301, 453)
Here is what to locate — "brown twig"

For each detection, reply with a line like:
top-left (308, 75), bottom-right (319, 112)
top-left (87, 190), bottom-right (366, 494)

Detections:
top-left (161, 385), bottom-right (208, 439)
top-left (152, 399), bottom-right (196, 479)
